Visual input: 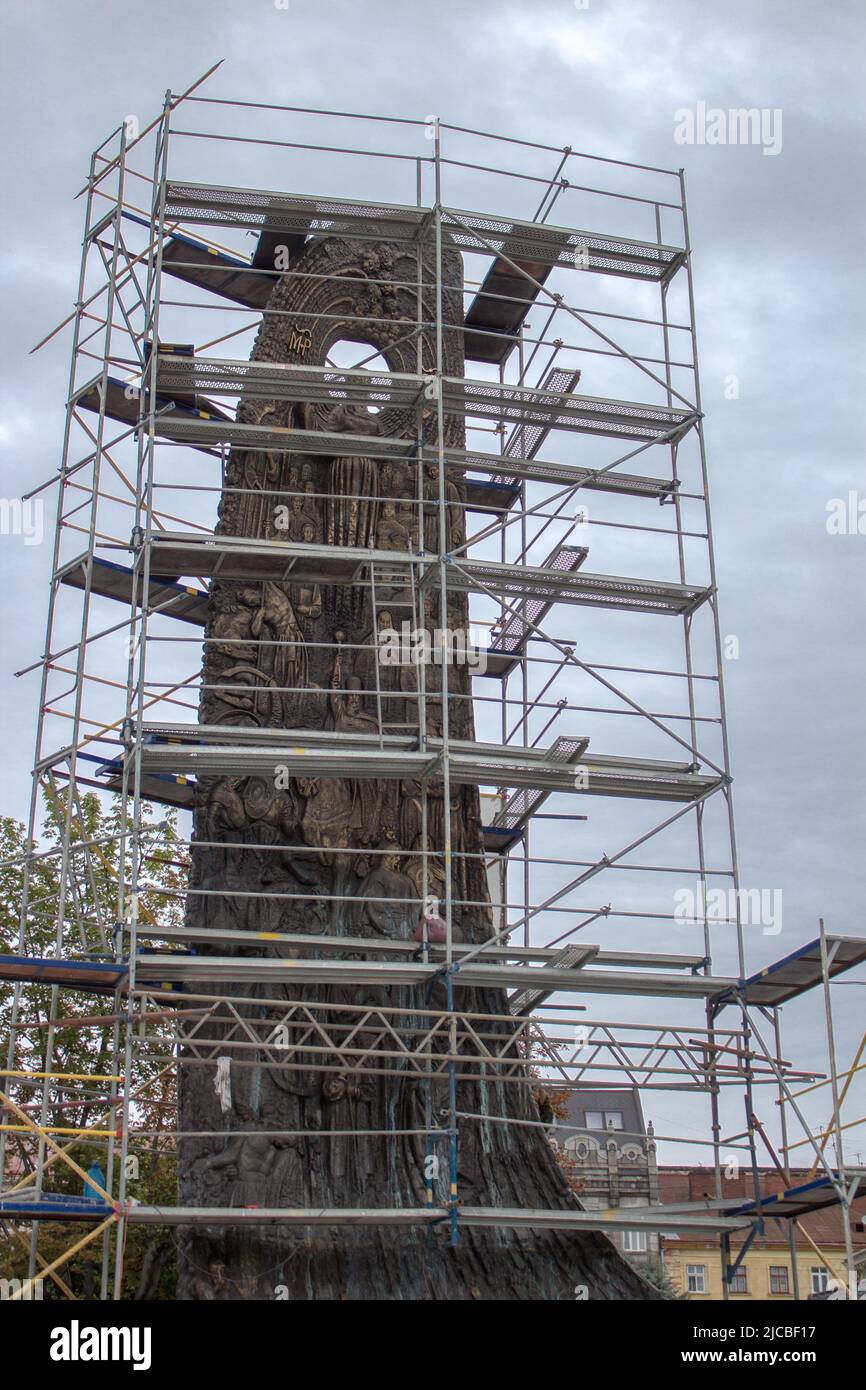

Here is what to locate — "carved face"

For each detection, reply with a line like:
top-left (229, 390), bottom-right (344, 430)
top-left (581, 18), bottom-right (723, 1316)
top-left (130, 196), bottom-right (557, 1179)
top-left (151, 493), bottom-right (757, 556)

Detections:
top-left (345, 676), bottom-right (362, 713)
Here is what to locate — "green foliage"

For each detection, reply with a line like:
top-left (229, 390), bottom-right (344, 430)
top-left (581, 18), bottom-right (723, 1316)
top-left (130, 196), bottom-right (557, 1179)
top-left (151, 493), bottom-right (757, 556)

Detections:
top-left (640, 1256), bottom-right (681, 1299)
top-left (0, 788), bottom-right (186, 1298)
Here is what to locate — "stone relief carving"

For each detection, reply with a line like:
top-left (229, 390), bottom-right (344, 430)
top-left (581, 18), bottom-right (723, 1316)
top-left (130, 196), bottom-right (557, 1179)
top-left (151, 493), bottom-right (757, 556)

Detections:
top-left (177, 233), bottom-right (655, 1302)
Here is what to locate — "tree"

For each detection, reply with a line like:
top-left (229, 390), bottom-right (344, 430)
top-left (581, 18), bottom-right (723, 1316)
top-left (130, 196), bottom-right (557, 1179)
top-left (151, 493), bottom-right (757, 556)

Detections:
top-left (640, 1257), bottom-right (681, 1299)
top-left (0, 790), bottom-right (182, 1299)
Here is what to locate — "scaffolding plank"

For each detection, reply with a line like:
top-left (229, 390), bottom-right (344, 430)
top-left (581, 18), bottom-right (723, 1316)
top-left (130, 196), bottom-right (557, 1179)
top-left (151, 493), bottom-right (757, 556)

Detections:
top-left (59, 555), bottom-right (208, 626)
top-left (132, 952), bottom-right (733, 998)
top-left (509, 943), bottom-right (599, 1014)
top-left (161, 234), bottom-right (275, 310)
top-left (162, 183), bottom-right (686, 283)
top-left (0, 955), bottom-right (128, 994)
top-left (127, 533), bottom-right (707, 616)
top-left (155, 355), bottom-right (697, 445)
top-left (443, 206), bottom-right (686, 283)
top-left (718, 935), bottom-right (866, 1008)
top-left (0, 1195), bottom-right (116, 1222)
top-left (121, 1202), bottom-right (741, 1233)
top-left (463, 257), bottom-right (554, 364)
top-left (724, 1174), bottom-right (858, 1222)
top-left (137, 406), bottom-right (677, 502)
top-left (134, 726), bottom-right (591, 792)
top-left (447, 376), bottom-right (695, 444)
top-left (481, 541), bottom-right (585, 679)
top-left (97, 726), bottom-right (719, 805)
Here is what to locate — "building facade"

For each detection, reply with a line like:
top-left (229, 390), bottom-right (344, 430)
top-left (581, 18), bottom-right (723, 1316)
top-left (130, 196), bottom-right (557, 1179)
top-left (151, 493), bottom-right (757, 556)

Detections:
top-left (553, 1087), bottom-right (660, 1269)
top-left (658, 1167), bottom-right (866, 1300)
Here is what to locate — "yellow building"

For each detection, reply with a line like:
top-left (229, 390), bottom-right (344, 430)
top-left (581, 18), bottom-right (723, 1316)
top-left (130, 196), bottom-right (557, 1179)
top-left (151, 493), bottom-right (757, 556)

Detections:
top-left (659, 1167), bottom-right (866, 1300)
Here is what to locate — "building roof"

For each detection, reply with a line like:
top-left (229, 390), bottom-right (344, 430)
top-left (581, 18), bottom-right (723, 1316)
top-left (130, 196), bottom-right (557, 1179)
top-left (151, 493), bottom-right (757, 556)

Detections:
top-left (658, 1166), bottom-right (866, 1250)
top-left (555, 1086), bottom-right (648, 1152)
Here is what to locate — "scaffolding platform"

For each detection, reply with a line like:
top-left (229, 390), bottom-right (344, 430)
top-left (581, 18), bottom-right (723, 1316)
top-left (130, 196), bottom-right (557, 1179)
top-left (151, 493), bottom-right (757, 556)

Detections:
top-left (131, 950), bottom-right (734, 998)
top-left (59, 555), bottom-right (209, 626)
top-left (155, 354), bottom-right (697, 445)
top-left (716, 935), bottom-right (866, 1009)
top-left (725, 1173), bottom-right (863, 1224)
top-left (94, 731), bottom-right (721, 807)
top-left (87, 393), bottom-right (675, 503)
top-left (124, 533), bottom-right (708, 617)
top-left (162, 183), bottom-right (687, 283)
top-left (0, 954), bottom-right (128, 994)
top-left (120, 1202), bottom-right (743, 1235)
top-left (0, 1194), bottom-right (117, 1222)
top-left (74, 374), bottom-right (231, 446)
top-left (482, 542), bottom-right (586, 678)
top-left (157, 224), bottom-right (550, 370)
top-left (133, 922), bottom-right (706, 973)
top-left (132, 726), bottom-right (592, 791)
top-left (459, 447), bottom-right (678, 503)
top-left (123, 725), bottom-right (722, 803)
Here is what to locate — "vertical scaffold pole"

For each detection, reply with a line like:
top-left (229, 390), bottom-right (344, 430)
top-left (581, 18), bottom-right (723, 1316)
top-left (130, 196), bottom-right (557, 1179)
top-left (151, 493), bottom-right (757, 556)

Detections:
top-left (679, 166), bottom-right (762, 1287)
top-left (113, 90), bottom-right (172, 1300)
top-left (819, 918), bottom-right (856, 1295)
top-left (432, 116), bottom-right (458, 1247)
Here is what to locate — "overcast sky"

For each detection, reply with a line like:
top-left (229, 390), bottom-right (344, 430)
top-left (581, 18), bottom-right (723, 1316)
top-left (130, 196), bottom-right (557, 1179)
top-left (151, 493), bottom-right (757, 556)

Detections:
top-left (1, 0), bottom-right (864, 1165)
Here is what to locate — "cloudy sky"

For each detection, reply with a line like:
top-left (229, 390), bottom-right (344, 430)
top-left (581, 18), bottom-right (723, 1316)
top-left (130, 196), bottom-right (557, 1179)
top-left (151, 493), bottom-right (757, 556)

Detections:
top-left (1, 0), bottom-right (864, 1165)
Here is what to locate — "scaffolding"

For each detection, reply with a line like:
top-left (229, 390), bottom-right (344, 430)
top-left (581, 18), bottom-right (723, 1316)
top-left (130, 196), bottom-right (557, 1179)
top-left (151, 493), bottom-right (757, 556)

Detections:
top-left (2, 73), bottom-right (864, 1301)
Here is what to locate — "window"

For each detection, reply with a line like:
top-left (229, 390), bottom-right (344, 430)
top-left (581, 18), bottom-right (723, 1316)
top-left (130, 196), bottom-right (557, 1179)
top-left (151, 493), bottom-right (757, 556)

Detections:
top-left (622, 1230), bottom-right (648, 1253)
top-left (769, 1266), bottom-right (790, 1295)
top-left (687, 1264), bottom-right (707, 1294)
top-left (810, 1266), bottom-right (830, 1295)
top-left (584, 1110), bottom-right (623, 1131)
top-left (729, 1268), bottom-right (748, 1294)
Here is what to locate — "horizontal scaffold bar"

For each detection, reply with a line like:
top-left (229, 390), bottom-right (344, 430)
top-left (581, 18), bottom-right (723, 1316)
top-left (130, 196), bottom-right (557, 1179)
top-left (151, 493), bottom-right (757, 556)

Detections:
top-left (132, 953), bottom-right (735, 998)
top-left (120, 533), bottom-right (709, 616)
top-left (161, 182), bottom-right (687, 283)
top-left (101, 388), bottom-right (676, 499)
top-left (154, 355), bottom-right (697, 444)
top-left (121, 1202), bottom-right (743, 1233)
top-left (134, 921), bottom-right (706, 971)
top-left (127, 725), bottom-right (723, 802)
top-left (134, 725), bottom-right (588, 790)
